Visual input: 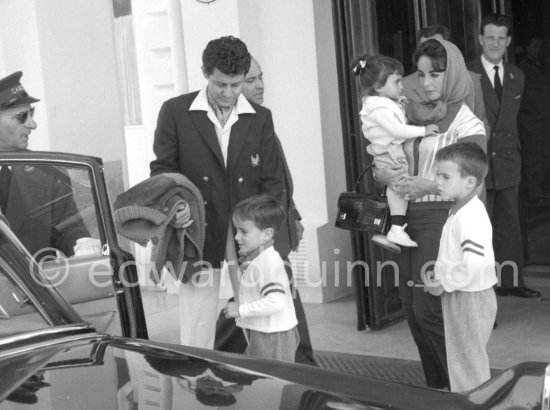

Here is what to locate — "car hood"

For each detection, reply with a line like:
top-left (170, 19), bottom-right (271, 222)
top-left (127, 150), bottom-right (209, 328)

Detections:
top-left (1, 331), bottom-right (547, 409)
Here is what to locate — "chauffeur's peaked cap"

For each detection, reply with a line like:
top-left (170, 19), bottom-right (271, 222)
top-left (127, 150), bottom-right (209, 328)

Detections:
top-left (0, 71), bottom-right (40, 109)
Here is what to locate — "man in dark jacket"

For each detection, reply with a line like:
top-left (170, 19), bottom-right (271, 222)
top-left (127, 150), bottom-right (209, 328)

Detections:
top-left (0, 72), bottom-right (97, 259)
top-left (150, 37), bottom-right (285, 348)
top-left (467, 14), bottom-right (539, 298)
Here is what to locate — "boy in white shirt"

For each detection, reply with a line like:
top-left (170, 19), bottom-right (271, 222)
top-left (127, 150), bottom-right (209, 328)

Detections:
top-left (427, 142), bottom-right (497, 392)
top-left (223, 194), bottom-right (298, 362)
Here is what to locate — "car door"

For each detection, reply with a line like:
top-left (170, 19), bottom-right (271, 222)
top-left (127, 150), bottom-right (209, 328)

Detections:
top-left (0, 151), bottom-right (147, 339)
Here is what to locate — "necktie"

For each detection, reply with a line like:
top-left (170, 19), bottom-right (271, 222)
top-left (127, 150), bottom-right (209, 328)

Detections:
top-left (493, 65), bottom-right (503, 102)
top-left (0, 166), bottom-right (11, 214)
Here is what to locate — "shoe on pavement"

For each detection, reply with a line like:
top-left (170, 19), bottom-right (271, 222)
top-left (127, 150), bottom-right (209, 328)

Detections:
top-left (495, 286), bottom-right (541, 298)
top-left (371, 234), bottom-right (401, 254)
top-left (386, 224), bottom-right (418, 247)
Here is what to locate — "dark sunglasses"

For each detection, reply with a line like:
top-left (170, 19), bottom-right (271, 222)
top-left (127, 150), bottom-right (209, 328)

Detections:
top-left (13, 107), bottom-right (36, 124)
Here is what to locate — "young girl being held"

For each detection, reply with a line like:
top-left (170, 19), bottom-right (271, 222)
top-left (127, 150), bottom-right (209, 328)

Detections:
top-left (353, 54), bottom-right (439, 250)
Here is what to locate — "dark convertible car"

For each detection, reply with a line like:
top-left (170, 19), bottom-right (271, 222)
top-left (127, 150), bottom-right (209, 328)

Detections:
top-left (0, 152), bottom-right (549, 409)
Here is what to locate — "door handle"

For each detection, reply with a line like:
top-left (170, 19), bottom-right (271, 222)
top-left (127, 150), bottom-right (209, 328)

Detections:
top-left (11, 290), bottom-right (31, 308)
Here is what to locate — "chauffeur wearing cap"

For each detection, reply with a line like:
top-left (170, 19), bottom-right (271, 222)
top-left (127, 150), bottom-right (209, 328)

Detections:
top-left (0, 71), bottom-right (99, 258)
top-left (0, 72), bottom-right (40, 151)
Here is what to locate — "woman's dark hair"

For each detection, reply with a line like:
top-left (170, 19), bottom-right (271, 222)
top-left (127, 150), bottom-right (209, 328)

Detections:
top-left (413, 39), bottom-right (447, 72)
top-left (351, 54), bottom-right (404, 96)
top-left (202, 36), bottom-right (251, 76)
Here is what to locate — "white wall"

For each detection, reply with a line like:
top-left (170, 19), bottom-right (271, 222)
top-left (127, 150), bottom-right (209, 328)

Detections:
top-left (0, 0), bottom-right (128, 186)
top-left (239, 1), bottom-right (328, 222)
top-left (35, 0), bottom-right (127, 169)
top-left (312, 0), bottom-right (355, 301)
top-left (237, 1), bottom-right (321, 302)
top-left (0, 0), bottom-right (50, 151)
top-left (237, 0), bottom-right (353, 302)
top-left (179, 0), bottom-right (241, 91)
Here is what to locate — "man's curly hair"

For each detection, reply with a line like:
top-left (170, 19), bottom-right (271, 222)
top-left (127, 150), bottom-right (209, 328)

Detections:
top-left (202, 36), bottom-right (251, 76)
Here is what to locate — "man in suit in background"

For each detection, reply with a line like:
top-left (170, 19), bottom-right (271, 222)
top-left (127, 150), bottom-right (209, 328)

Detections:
top-left (214, 57), bottom-right (316, 365)
top-left (150, 37), bottom-right (286, 348)
top-left (467, 14), bottom-right (540, 298)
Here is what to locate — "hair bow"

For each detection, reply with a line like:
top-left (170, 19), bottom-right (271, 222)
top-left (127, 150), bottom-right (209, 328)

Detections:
top-left (352, 58), bottom-right (367, 75)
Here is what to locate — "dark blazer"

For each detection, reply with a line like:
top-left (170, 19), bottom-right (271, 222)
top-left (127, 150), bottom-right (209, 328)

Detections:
top-left (467, 58), bottom-right (525, 190)
top-left (273, 134), bottom-right (301, 258)
top-left (150, 91), bottom-right (285, 268)
top-left (4, 165), bottom-right (90, 257)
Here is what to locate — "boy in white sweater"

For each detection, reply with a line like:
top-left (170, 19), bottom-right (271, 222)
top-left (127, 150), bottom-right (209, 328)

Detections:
top-left (223, 194), bottom-right (298, 362)
top-left (353, 54), bottom-right (439, 249)
top-left (427, 142), bottom-right (497, 392)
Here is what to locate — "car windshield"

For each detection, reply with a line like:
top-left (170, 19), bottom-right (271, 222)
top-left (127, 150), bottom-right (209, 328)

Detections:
top-left (0, 221), bottom-right (51, 338)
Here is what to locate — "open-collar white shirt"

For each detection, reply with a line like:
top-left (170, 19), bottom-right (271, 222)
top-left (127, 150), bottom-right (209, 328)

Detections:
top-left (189, 87), bottom-right (255, 166)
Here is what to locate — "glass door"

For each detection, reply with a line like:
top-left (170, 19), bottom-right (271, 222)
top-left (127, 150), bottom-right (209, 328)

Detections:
top-left (332, 0), bottom-right (419, 329)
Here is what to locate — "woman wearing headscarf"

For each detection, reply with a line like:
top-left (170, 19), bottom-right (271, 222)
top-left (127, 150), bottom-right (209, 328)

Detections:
top-left (375, 38), bottom-right (487, 389)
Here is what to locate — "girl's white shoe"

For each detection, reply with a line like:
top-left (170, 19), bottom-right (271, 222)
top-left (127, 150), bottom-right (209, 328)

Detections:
top-left (371, 234), bottom-right (401, 254)
top-left (386, 224), bottom-right (418, 247)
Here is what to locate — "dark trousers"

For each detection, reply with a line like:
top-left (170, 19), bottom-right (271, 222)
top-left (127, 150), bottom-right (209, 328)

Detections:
top-left (214, 261), bottom-right (316, 365)
top-left (486, 186), bottom-right (524, 289)
top-left (397, 206), bottom-right (449, 389)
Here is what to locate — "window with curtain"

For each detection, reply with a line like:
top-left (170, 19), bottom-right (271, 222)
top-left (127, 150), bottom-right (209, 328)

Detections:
top-left (113, 0), bottom-right (142, 126)
top-left (114, 15), bottom-right (143, 126)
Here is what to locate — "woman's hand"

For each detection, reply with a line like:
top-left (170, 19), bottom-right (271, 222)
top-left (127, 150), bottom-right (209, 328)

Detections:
top-left (373, 165), bottom-right (408, 189)
top-left (394, 176), bottom-right (437, 200)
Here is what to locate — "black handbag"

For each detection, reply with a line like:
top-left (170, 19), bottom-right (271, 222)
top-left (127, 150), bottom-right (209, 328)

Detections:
top-left (335, 165), bottom-right (390, 233)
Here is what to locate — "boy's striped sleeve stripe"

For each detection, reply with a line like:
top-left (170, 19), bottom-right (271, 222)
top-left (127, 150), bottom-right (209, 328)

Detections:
top-left (461, 239), bottom-right (485, 256)
top-left (261, 282), bottom-right (285, 296)
top-left (462, 246), bottom-right (485, 256)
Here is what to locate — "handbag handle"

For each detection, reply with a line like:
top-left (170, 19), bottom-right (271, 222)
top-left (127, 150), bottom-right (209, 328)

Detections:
top-left (352, 165), bottom-right (373, 192)
top-left (352, 164), bottom-right (387, 196)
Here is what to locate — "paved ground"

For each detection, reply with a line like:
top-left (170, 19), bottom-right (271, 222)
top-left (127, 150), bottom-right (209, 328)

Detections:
top-left (303, 274), bottom-right (550, 370)
top-left (313, 350), bottom-right (426, 386)
top-left (142, 270), bottom-right (550, 384)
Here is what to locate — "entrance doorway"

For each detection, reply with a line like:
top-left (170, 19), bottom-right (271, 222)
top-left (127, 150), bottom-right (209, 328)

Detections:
top-left (511, 0), bottom-right (550, 265)
top-left (332, 0), bottom-right (550, 330)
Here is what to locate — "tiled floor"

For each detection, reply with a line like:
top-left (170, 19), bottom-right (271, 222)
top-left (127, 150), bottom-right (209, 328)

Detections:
top-left (303, 275), bottom-right (550, 369)
top-left (142, 270), bottom-right (550, 373)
